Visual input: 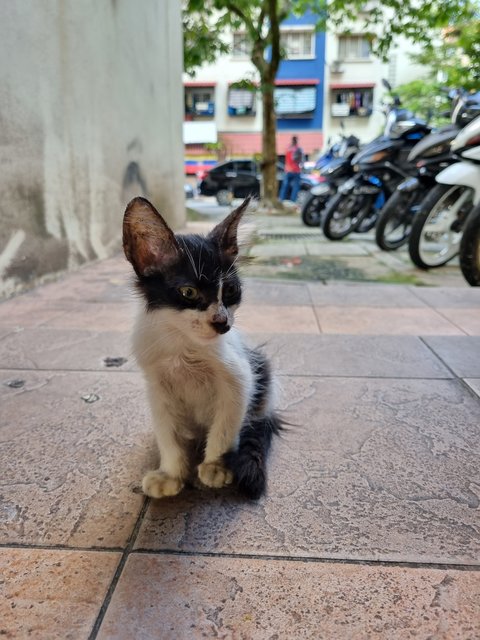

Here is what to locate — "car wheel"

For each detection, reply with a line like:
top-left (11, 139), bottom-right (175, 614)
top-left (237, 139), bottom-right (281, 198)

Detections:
top-left (216, 189), bottom-right (234, 206)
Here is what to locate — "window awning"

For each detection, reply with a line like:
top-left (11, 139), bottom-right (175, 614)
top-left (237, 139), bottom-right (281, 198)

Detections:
top-left (184, 81), bottom-right (217, 88)
top-left (274, 86), bottom-right (316, 116)
top-left (275, 78), bottom-right (319, 86)
top-left (330, 82), bottom-right (375, 89)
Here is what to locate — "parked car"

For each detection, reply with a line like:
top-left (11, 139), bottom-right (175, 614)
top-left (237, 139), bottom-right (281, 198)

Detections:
top-left (197, 159), bottom-right (317, 205)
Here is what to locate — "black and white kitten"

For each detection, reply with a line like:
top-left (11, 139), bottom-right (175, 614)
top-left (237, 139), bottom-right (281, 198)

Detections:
top-left (123, 196), bottom-right (281, 500)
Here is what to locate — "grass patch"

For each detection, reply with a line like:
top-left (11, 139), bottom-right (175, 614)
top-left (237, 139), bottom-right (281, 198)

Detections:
top-left (375, 272), bottom-right (426, 286)
top-left (243, 255), bottom-right (367, 282)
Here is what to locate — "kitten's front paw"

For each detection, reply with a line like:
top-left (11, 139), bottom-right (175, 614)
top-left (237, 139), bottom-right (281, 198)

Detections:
top-left (142, 470), bottom-right (184, 498)
top-left (198, 461), bottom-right (234, 489)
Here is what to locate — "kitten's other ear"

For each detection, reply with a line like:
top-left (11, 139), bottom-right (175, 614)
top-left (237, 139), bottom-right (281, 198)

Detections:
top-left (123, 197), bottom-right (180, 276)
top-left (209, 196), bottom-right (251, 257)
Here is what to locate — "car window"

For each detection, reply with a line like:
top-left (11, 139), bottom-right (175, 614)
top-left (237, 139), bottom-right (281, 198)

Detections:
top-left (211, 162), bottom-right (234, 175)
top-left (235, 160), bottom-right (255, 173)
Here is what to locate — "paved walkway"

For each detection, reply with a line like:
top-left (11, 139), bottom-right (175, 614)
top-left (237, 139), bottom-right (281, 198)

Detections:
top-left (1, 243), bottom-right (480, 637)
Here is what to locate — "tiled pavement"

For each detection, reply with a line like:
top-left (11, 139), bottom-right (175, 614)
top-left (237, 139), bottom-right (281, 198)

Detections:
top-left (1, 253), bottom-right (480, 639)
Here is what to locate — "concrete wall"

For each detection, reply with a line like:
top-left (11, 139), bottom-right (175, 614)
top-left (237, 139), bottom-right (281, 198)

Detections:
top-left (0, 0), bottom-right (185, 298)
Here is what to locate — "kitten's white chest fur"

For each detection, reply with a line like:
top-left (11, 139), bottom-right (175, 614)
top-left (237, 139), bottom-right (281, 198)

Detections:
top-left (133, 307), bottom-right (254, 438)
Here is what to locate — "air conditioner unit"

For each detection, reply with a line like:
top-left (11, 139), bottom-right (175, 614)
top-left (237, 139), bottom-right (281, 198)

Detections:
top-left (331, 60), bottom-right (344, 74)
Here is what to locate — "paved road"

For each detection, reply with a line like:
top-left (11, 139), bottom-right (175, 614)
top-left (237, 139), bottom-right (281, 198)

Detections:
top-left (186, 196), bottom-right (231, 219)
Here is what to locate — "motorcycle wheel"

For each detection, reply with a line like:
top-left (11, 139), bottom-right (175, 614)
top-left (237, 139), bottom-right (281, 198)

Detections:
top-left (375, 189), bottom-right (419, 251)
top-left (408, 184), bottom-right (473, 269)
top-left (459, 203), bottom-right (480, 286)
top-left (355, 210), bottom-right (378, 234)
top-left (322, 192), bottom-right (375, 240)
top-left (301, 193), bottom-right (328, 227)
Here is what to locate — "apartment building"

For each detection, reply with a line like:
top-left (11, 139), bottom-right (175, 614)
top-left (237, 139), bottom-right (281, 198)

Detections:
top-left (183, 12), bottom-right (326, 174)
top-left (324, 30), bottom-right (427, 143)
top-left (183, 12), bottom-right (426, 174)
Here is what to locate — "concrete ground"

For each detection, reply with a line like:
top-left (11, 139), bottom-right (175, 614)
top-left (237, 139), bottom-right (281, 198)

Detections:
top-left (1, 206), bottom-right (480, 638)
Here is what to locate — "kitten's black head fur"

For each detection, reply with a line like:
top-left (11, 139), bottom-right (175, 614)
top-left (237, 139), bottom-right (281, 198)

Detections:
top-left (123, 196), bottom-right (250, 314)
top-left (137, 232), bottom-right (242, 312)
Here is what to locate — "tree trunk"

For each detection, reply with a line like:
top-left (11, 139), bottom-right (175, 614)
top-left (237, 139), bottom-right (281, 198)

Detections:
top-left (261, 83), bottom-right (280, 207)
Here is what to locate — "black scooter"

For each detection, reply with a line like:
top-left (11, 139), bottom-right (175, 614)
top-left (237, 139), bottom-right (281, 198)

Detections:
top-left (322, 102), bottom-right (432, 240)
top-left (301, 132), bottom-right (360, 227)
top-left (375, 125), bottom-right (459, 250)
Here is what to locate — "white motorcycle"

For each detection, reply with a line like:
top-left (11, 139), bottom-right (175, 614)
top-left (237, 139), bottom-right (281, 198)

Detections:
top-left (408, 96), bottom-right (480, 269)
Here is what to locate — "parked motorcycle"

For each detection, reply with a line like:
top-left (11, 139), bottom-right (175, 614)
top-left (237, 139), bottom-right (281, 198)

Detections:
top-left (301, 133), bottom-right (360, 227)
top-left (375, 124), bottom-right (459, 251)
top-left (322, 106), bottom-right (431, 240)
top-left (459, 201), bottom-right (480, 285)
top-left (408, 94), bottom-right (480, 269)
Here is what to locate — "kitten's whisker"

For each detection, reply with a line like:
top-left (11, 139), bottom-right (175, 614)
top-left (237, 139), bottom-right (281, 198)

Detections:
top-left (178, 237), bottom-right (199, 280)
top-left (225, 255), bottom-right (240, 278)
top-left (197, 245), bottom-right (205, 281)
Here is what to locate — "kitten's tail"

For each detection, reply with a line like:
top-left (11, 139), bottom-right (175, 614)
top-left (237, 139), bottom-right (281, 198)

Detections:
top-left (224, 414), bottom-right (283, 500)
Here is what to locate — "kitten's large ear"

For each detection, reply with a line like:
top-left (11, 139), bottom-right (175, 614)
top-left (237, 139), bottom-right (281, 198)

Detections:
top-left (123, 197), bottom-right (180, 276)
top-left (209, 196), bottom-right (251, 257)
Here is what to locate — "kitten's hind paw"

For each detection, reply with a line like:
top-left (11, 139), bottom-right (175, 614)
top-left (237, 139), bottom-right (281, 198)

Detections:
top-left (198, 461), bottom-right (234, 489)
top-left (142, 471), bottom-right (184, 498)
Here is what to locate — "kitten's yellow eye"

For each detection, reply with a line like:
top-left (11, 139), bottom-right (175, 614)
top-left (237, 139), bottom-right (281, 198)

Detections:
top-left (179, 285), bottom-right (199, 300)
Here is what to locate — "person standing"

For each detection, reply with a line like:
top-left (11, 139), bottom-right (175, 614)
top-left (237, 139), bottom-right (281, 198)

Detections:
top-left (279, 135), bottom-right (303, 202)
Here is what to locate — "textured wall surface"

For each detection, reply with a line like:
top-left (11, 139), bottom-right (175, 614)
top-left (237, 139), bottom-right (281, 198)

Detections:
top-left (0, 0), bottom-right (184, 297)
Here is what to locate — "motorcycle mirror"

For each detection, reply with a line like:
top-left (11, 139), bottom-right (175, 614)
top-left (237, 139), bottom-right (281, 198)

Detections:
top-left (382, 78), bottom-right (392, 91)
top-left (340, 119), bottom-right (345, 131)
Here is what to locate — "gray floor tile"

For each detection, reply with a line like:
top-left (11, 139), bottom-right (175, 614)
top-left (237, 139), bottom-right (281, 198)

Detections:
top-left (0, 328), bottom-right (134, 371)
top-left (308, 283), bottom-right (428, 307)
top-left (411, 287), bottom-right (480, 308)
top-left (243, 279), bottom-right (312, 306)
top-left (248, 334), bottom-right (452, 378)
top-left (0, 370), bottom-right (152, 547)
top-left (464, 378), bottom-right (480, 397)
top-left (135, 376), bottom-right (480, 564)
top-left (423, 336), bottom-right (480, 378)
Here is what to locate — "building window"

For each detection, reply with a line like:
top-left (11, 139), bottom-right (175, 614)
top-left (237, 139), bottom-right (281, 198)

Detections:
top-left (185, 87), bottom-right (215, 118)
top-left (275, 86), bottom-right (316, 118)
top-left (331, 87), bottom-right (373, 117)
top-left (338, 35), bottom-right (371, 60)
top-left (228, 88), bottom-right (256, 116)
top-left (280, 29), bottom-right (315, 59)
top-left (232, 32), bottom-right (251, 58)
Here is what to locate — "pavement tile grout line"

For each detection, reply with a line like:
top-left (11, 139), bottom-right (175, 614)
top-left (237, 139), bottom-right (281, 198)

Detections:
top-left (1, 542), bottom-right (479, 572)
top-left (0, 368), bottom-right (458, 381)
top-left (87, 497), bottom-right (151, 640)
top-left (418, 336), bottom-right (466, 381)
top-left (424, 307), bottom-right (470, 336)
